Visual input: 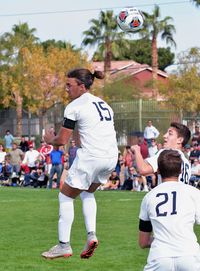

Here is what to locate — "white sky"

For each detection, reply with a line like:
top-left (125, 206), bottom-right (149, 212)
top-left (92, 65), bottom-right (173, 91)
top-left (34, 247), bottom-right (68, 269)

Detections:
top-left (0, 0), bottom-right (199, 68)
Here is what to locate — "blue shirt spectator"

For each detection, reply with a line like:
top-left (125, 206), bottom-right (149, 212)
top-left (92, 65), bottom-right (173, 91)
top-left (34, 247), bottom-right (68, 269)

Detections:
top-left (4, 130), bottom-right (14, 152)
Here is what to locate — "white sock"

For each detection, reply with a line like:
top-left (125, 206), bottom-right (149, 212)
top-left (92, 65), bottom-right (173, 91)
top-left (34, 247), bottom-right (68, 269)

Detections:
top-left (80, 191), bottom-right (97, 233)
top-left (58, 192), bottom-right (74, 243)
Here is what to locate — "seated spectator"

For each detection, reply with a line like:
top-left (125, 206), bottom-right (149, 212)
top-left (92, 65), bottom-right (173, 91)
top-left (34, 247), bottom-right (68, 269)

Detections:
top-left (189, 143), bottom-right (200, 165)
top-left (121, 167), bottom-right (139, 191)
top-left (123, 145), bottom-right (134, 180)
top-left (115, 151), bottom-right (124, 177)
top-left (101, 171), bottom-right (120, 190)
top-left (0, 144), bottom-right (7, 164)
top-left (23, 159), bottom-right (48, 188)
top-left (184, 144), bottom-right (191, 160)
top-left (192, 124), bottom-right (200, 144)
top-left (0, 156), bottom-right (12, 185)
top-left (148, 139), bottom-right (158, 157)
top-left (189, 158), bottom-right (200, 186)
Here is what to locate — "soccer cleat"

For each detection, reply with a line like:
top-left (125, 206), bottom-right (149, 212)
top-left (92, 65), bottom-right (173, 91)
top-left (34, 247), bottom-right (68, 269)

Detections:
top-left (41, 243), bottom-right (73, 260)
top-left (80, 232), bottom-right (99, 259)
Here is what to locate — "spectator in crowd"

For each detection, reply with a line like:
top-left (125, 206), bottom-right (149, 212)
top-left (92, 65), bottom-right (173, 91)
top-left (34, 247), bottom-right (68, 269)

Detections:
top-left (189, 143), bottom-right (200, 165)
top-left (7, 142), bottom-right (24, 177)
top-left (192, 124), bottom-right (200, 144)
top-left (0, 144), bottom-right (7, 165)
top-left (143, 120), bottom-right (160, 147)
top-left (138, 149), bottom-right (200, 271)
top-left (101, 170), bottom-right (120, 190)
top-left (48, 145), bottom-right (64, 189)
top-left (22, 144), bottom-right (40, 171)
top-left (38, 141), bottom-right (53, 175)
top-left (121, 167), bottom-right (139, 191)
top-left (184, 144), bottom-right (191, 160)
top-left (68, 140), bottom-right (78, 168)
top-left (0, 155), bottom-right (12, 185)
top-left (148, 139), bottom-right (158, 157)
top-left (19, 136), bottom-right (29, 153)
top-left (28, 159), bottom-right (48, 188)
top-left (115, 151), bottom-right (124, 177)
top-left (4, 130), bottom-right (14, 152)
top-left (189, 158), bottom-right (200, 186)
top-left (138, 135), bottom-right (149, 160)
top-left (123, 145), bottom-right (134, 180)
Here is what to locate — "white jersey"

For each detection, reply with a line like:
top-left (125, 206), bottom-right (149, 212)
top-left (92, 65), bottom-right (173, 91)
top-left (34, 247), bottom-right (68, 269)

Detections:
top-left (146, 149), bottom-right (191, 184)
top-left (139, 181), bottom-right (200, 262)
top-left (64, 92), bottom-right (118, 158)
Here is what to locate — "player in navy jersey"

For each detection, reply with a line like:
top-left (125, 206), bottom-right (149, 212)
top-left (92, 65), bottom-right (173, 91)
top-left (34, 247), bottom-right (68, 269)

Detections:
top-left (131, 122), bottom-right (191, 185)
top-left (139, 149), bottom-right (200, 271)
top-left (42, 68), bottom-right (118, 259)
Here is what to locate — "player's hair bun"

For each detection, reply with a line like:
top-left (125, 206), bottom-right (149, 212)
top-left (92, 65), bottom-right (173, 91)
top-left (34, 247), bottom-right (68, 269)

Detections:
top-left (93, 70), bottom-right (105, 79)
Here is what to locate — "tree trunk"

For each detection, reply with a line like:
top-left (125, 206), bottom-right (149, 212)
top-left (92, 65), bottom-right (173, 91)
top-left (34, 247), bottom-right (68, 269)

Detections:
top-left (16, 94), bottom-right (23, 137)
top-left (38, 110), bottom-right (45, 139)
top-left (151, 35), bottom-right (158, 98)
top-left (104, 37), bottom-right (112, 80)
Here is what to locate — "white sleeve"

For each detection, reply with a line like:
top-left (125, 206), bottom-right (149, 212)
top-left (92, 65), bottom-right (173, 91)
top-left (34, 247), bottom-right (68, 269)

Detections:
top-left (145, 151), bottom-right (160, 173)
top-left (64, 103), bottom-right (79, 121)
top-left (139, 195), bottom-right (150, 221)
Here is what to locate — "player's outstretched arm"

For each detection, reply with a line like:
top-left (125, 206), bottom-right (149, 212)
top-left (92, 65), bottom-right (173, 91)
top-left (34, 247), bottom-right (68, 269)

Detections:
top-left (44, 127), bottom-right (73, 146)
top-left (131, 145), bottom-right (153, 175)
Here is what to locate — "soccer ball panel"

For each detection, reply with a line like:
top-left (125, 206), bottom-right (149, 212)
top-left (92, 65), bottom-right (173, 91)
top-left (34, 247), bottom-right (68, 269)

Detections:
top-left (117, 7), bottom-right (144, 32)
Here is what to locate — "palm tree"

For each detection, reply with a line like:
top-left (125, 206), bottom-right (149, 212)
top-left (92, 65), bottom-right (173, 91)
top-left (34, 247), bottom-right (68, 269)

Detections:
top-left (140, 5), bottom-right (176, 97)
top-left (191, 0), bottom-right (200, 6)
top-left (82, 10), bottom-right (127, 74)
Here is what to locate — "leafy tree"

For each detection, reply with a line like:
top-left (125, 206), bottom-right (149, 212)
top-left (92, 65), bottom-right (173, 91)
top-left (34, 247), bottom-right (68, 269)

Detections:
top-left (191, 0), bottom-right (200, 6)
top-left (102, 77), bottom-right (141, 103)
top-left (41, 39), bottom-right (80, 53)
top-left (82, 10), bottom-right (127, 74)
top-left (140, 5), bottom-right (176, 96)
top-left (0, 22), bottom-right (39, 136)
top-left (21, 45), bottom-right (89, 136)
top-left (159, 48), bottom-right (200, 120)
top-left (93, 38), bottom-right (174, 71)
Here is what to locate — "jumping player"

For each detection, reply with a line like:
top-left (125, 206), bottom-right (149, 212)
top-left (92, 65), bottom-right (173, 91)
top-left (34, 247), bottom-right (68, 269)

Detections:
top-left (138, 149), bottom-right (200, 270)
top-left (41, 68), bottom-right (118, 259)
top-left (131, 122), bottom-right (191, 184)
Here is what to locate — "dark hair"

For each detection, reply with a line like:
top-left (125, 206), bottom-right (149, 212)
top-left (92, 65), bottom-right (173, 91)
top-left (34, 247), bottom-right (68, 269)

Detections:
top-left (158, 149), bottom-right (182, 179)
top-left (67, 68), bottom-right (104, 89)
top-left (170, 122), bottom-right (191, 147)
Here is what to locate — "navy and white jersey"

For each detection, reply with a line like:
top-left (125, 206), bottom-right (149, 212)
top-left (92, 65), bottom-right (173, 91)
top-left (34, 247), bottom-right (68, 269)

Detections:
top-left (139, 181), bottom-right (200, 261)
top-left (146, 149), bottom-right (191, 184)
top-left (64, 92), bottom-right (118, 158)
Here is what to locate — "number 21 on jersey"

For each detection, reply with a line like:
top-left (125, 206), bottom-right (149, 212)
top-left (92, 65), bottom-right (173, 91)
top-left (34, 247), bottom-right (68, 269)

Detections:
top-left (156, 191), bottom-right (177, 217)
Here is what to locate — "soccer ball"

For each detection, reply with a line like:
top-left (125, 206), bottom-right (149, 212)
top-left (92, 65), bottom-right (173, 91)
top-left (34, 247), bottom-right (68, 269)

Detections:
top-left (117, 7), bottom-right (144, 32)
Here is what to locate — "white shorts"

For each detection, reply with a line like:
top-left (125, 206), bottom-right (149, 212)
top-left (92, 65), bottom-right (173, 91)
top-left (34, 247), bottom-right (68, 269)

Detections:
top-left (65, 149), bottom-right (118, 190)
top-left (144, 255), bottom-right (200, 271)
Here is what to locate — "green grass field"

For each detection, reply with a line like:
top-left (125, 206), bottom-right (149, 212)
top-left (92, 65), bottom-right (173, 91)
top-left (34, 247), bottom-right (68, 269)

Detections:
top-left (0, 187), bottom-right (199, 271)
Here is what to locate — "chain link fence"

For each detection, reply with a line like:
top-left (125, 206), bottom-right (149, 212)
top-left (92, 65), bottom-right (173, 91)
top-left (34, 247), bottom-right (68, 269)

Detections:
top-left (0, 100), bottom-right (199, 146)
